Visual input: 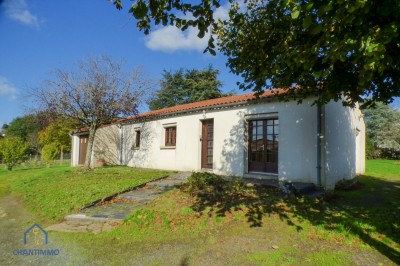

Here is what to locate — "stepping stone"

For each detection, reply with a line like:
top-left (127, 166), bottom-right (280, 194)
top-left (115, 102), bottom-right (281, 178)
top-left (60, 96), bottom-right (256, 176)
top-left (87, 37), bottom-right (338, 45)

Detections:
top-left (62, 173), bottom-right (191, 224)
top-left (168, 172), bottom-right (191, 180)
top-left (119, 188), bottom-right (164, 203)
top-left (80, 202), bottom-right (144, 220)
top-left (46, 220), bottom-right (119, 234)
top-left (65, 214), bottom-right (120, 223)
top-left (147, 178), bottom-right (185, 190)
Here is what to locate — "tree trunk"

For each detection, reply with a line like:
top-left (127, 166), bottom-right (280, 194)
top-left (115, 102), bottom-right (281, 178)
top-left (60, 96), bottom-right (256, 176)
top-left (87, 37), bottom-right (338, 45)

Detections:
top-left (85, 125), bottom-right (97, 169)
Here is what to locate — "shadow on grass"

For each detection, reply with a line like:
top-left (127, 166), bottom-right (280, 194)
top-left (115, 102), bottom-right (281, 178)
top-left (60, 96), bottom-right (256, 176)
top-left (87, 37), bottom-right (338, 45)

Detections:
top-left (185, 175), bottom-right (400, 264)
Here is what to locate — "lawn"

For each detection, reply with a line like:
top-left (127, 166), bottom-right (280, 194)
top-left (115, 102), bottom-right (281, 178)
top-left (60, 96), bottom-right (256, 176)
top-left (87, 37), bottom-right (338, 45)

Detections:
top-left (52, 160), bottom-right (399, 265)
top-left (0, 164), bottom-right (171, 222)
top-left (0, 160), bottom-right (399, 265)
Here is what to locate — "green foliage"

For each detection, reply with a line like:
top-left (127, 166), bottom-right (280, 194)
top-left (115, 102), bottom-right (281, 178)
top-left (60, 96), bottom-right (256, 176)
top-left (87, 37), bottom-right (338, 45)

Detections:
top-left (41, 143), bottom-right (60, 164)
top-left (379, 148), bottom-right (400, 159)
top-left (0, 137), bottom-right (28, 170)
top-left (184, 172), bottom-right (227, 195)
top-left (218, 0), bottom-right (400, 106)
top-left (4, 113), bottom-right (53, 154)
top-left (363, 102), bottom-right (400, 150)
top-left (5, 115), bottom-right (41, 140)
top-left (148, 66), bottom-right (228, 110)
top-left (39, 119), bottom-right (76, 153)
top-left (365, 135), bottom-right (375, 159)
top-left (113, 0), bottom-right (400, 106)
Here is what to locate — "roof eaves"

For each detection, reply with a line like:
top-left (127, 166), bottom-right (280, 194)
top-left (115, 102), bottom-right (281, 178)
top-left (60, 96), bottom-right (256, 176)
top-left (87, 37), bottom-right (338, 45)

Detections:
top-left (120, 95), bottom-right (277, 125)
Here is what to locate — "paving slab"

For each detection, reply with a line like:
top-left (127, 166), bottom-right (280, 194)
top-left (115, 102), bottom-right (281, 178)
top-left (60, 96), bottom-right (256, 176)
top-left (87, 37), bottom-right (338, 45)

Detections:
top-left (59, 172), bottom-right (191, 225)
top-left (80, 202), bottom-right (144, 218)
top-left (46, 220), bottom-right (120, 234)
top-left (120, 188), bottom-right (164, 203)
top-left (147, 178), bottom-right (186, 190)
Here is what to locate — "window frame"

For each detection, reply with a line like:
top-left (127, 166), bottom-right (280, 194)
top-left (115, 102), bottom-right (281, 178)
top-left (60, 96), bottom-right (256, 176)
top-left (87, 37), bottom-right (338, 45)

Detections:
top-left (135, 130), bottom-right (141, 148)
top-left (247, 116), bottom-right (279, 174)
top-left (164, 126), bottom-right (177, 147)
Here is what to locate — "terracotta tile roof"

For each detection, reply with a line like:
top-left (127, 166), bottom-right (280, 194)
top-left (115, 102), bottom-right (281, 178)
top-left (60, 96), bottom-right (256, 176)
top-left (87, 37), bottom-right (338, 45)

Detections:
top-left (120, 88), bottom-right (286, 123)
top-left (70, 89), bottom-right (286, 133)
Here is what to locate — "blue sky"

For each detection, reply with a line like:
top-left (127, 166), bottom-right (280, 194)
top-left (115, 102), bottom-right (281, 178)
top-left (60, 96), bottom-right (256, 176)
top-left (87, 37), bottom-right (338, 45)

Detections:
top-left (0, 0), bottom-right (239, 126)
top-left (0, 0), bottom-right (398, 126)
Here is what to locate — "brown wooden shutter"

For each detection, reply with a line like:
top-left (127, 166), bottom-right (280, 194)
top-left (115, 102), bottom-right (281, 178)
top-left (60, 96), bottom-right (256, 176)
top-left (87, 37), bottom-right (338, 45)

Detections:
top-left (172, 127), bottom-right (176, 146)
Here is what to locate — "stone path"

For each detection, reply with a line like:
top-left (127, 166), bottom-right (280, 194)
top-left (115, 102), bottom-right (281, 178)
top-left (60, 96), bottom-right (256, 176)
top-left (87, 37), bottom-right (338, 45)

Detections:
top-left (47, 172), bottom-right (191, 233)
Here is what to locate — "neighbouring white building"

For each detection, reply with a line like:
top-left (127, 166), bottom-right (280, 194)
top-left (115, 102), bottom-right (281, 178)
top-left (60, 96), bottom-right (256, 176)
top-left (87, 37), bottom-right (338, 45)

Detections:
top-left (71, 90), bottom-right (365, 189)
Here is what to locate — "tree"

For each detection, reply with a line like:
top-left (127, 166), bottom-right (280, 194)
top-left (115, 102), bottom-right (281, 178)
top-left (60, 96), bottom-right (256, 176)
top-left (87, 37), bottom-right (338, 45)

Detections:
top-left (4, 112), bottom-right (54, 154)
top-left (39, 119), bottom-right (78, 161)
top-left (5, 115), bottom-right (41, 141)
top-left (41, 143), bottom-right (60, 165)
top-left (111, 0), bottom-right (400, 107)
top-left (0, 137), bottom-right (28, 171)
top-left (33, 55), bottom-right (154, 169)
top-left (148, 66), bottom-right (228, 110)
top-left (363, 102), bottom-right (400, 151)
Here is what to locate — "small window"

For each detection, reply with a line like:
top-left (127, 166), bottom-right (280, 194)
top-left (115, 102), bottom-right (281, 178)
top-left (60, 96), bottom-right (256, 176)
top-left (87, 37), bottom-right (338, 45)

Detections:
top-left (165, 127), bottom-right (176, 146)
top-left (135, 130), bottom-right (141, 148)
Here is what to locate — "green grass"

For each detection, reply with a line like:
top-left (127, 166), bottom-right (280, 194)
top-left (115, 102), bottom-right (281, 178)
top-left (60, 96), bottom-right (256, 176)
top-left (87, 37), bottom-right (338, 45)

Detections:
top-left (0, 164), bottom-right (170, 222)
top-left (1, 160), bottom-right (399, 265)
top-left (50, 160), bottom-right (399, 265)
top-left (366, 159), bottom-right (400, 178)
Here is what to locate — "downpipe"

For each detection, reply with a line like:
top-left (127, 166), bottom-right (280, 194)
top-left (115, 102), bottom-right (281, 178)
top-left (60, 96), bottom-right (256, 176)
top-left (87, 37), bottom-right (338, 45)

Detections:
top-left (316, 101), bottom-right (322, 187)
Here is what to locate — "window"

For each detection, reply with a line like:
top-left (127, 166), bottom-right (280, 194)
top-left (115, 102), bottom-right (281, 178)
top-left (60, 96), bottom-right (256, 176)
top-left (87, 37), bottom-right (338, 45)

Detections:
top-left (135, 130), bottom-right (141, 148)
top-left (248, 118), bottom-right (279, 173)
top-left (165, 127), bottom-right (176, 146)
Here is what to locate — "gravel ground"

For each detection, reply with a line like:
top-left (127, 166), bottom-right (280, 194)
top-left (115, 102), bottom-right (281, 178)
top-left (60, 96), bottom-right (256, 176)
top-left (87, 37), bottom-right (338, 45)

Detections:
top-left (0, 195), bottom-right (83, 266)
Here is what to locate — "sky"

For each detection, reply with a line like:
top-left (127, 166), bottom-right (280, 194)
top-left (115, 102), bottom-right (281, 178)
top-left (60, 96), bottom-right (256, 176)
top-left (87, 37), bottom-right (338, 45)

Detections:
top-left (0, 0), bottom-right (240, 126)
top-left (0, 0), bottom-right (399, 126)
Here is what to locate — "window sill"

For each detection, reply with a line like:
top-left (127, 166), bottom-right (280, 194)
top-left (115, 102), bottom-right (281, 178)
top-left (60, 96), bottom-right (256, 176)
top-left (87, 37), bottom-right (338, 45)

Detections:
top-left (132, 147), bottom-right (140, 150)
top-left (160, 146), bottom-right (176, 150)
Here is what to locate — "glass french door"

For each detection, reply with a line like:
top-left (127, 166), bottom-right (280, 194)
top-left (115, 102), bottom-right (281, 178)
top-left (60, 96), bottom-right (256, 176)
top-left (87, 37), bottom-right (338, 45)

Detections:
top-left (248, 119), bottom-right (279, 174)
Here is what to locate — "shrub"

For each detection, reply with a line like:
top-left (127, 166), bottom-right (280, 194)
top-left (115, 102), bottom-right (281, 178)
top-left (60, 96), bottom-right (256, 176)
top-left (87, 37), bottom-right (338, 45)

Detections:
top-left (183, 172), bottom-right (227, 195)
top-left (365, 136), bottom-right (375, 159)
top-left (41, 143), bottom-right (60, 164)
top-left (0, 137), bottom-right (28, 171)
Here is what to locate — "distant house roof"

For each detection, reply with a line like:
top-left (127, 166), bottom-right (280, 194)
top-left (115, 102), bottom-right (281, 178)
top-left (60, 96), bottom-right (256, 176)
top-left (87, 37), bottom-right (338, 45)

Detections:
top-left (71, 89), bottom-right (286, 133)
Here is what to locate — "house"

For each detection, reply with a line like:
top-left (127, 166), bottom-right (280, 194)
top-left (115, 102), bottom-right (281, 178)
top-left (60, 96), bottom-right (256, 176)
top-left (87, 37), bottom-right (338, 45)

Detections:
top-left (71, 90), bottom-right (365, 189)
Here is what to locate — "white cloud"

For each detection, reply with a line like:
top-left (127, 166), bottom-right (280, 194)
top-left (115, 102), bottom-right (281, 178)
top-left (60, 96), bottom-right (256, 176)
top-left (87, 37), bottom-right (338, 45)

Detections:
top-left (0, 76), bottom-right (18, 100)
top-left (145, 3), bottom-right (231, 53)
top-left (2, 0), bottom-right (40, 29)
top-left (146, 26), bottom-right (209, 52)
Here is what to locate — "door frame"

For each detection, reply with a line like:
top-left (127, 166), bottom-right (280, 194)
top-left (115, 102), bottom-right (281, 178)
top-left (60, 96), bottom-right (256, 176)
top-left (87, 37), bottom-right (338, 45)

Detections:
top-left (247, 117), bottom-right (279, 174)
top-left (201, 119), bottom-right (214, 169)
top-left (78, 135), bottom-right (89, 165)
